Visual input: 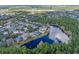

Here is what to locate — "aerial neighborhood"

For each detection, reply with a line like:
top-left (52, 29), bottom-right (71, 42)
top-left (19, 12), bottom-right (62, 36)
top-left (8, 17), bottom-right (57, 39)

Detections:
top-left (0, 8), bottom-right (79, 47)
top-left (0, 11), bottom-right (50, 47)
top-left (0, 6), bottom-right (79, 54)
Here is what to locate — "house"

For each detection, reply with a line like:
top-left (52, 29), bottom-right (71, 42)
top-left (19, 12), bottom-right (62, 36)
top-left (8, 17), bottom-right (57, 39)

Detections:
top-left (39, 26), bottom-right (47, 33)
top-left (3, 31), bottom-right (8, 36)
top-left (15, 36), bottom-right (23, 43)
top-left (30, 31), bottom-right (41, 37)
top-left (13, 31), bottom-right (19, 34)
top-left (0, 28), bottom-right (5, 32)
top-left (31, 24), bottom-right (38, 29)
top-left (21, 33), bottom-right (29, 40)
top-left (6, 38), bottom-right (14, 46)
top-left (10, 24), bottom-right (16, 32)
top-left (5, 24), bottom-right (10, 29)
top-left (24, 27), bottom-right (28, 32)
top-left (4, 22), bottom-right (11, 27)
top-left (3, 31), bottom-right (9, 38)
top-left (0, 26), bottom-right (2, 28)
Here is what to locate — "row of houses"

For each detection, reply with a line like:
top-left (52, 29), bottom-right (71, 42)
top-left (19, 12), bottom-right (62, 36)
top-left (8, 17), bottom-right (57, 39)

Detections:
top-left (0, 13), bottom-right (15, 20)
top-left (39, 10), bottom-right (79, 20)
top-left (0, 13), bottom-right (48, 47)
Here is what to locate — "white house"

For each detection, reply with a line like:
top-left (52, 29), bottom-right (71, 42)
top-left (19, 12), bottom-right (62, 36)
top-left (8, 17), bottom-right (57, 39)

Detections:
top-left (3, 31), bottom-right (8, 36)
top-left (39, 26), bottom-right (47, 33)
top-left (21, 33), bottom-right (29, 40)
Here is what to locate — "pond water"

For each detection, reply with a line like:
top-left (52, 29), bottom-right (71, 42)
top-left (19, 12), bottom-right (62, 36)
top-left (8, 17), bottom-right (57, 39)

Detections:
top-left (23, 34), bottom-right (54, 49)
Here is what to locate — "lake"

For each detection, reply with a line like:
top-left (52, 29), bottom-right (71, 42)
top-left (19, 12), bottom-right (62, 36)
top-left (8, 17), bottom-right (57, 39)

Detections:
top-left (23, 34), bottom-right (54, 49)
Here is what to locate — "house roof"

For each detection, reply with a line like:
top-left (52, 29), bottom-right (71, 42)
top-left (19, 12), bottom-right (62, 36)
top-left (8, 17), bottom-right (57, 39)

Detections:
top-left (16, 36), bottom-right (23, 41)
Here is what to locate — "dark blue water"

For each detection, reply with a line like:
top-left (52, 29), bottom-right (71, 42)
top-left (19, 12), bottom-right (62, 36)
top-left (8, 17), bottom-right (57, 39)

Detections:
top-left (23, 34), bottom-right (54, 49)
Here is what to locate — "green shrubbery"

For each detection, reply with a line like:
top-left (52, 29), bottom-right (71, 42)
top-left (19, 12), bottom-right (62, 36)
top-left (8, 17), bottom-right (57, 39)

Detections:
top-left (0, 43), bottom-right (74, 54)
